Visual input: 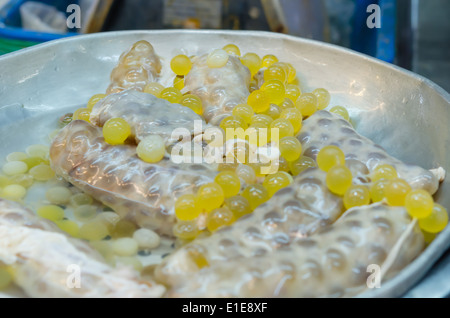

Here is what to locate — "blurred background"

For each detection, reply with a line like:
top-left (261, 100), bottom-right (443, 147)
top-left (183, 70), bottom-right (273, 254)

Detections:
top-left (0, 0), bottom-right (448, 91)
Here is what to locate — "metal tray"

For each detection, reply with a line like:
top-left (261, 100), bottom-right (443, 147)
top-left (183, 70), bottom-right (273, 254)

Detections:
top-left (0, 30), bottom-right (449, 298)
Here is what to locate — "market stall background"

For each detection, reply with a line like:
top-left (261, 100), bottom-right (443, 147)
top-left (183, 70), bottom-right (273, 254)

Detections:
top-left (0, 0), bottom-right (449, 297)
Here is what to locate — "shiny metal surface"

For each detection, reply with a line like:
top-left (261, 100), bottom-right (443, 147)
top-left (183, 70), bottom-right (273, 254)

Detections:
top-left (0, 30), bottom-right (449, 297)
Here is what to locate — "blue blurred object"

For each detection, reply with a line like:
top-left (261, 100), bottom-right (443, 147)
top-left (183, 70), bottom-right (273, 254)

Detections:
top-left (350, 0), bottom-right (396, 63)
top-left (0, 0), bottom-right (78, 42)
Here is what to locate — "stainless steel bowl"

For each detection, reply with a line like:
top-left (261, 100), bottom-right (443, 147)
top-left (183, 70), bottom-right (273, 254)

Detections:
top-left (0, 30), bottom-right (449, 297)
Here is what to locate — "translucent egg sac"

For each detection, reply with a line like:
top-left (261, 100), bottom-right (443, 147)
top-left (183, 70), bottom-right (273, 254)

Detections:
top-left (241, 184), bottom-right (269, 210)
top-left (136, 135), bottom-right (165, 163)
top-left (263, 172), bottom-right (292, 197)
top-left (343, 185), bottom-right (370, 210)
top-left (419, 203), bottom-right (449, 233)
top-left (223, 44), bottom-right (241, 56)
top-left (261, 79), bottom-right (286, 105)
top-left (385, 178), bottom-right (412, 207)
top-left (214, 171), bottom-right (241, 198)
top-left (170, 54), bottom-right (192, 76)
top-left (179, 94), bottom-right (203, 115)
top-left (289, 156), bottom-right (317, 176)
top-left (326, 165), bottom-right (353, 196)
top-left (207, 49), bottom-right (230, 68)
top-left (247, 90), bottom-right (270, 113)
top-left (404, 189), bottom-right (433, 218)
top-left (175, 194), bottom-right (201, 221)
top-left (317, 145), bottom-right (346, 172)
top-left (196, 182), bottom-right (225, 212)
top-left (313, 88), bottom-right (331, 110)
top-left (330, 106), bottom-right (350, 121)
top-left (206, 207), bottom-right (235, 232)
top-left (296, 93), bottom-right (318, 117)
top-left (279, 136), bottom-right (302, 162)
top-left (102, 118), bottom-right (131, 145)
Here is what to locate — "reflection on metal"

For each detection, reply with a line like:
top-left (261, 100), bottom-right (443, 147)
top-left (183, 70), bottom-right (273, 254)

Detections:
top-left (405, 248), bottom-right (450, 298)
